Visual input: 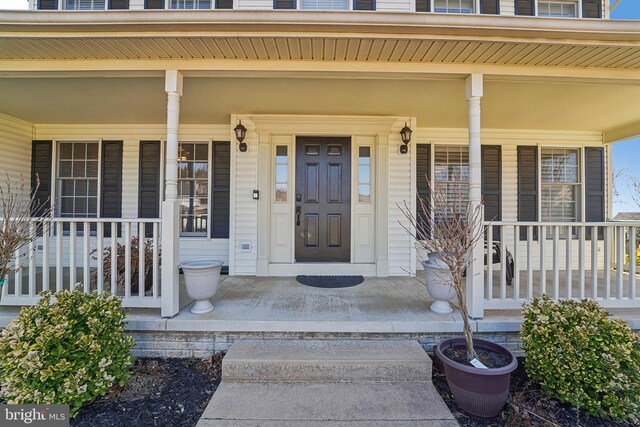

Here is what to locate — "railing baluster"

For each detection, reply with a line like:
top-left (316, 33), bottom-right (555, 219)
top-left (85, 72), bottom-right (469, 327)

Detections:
top-left (527, 225), bottom-right (533, 300)
top-left (513, 225), bottom-right (519, 302)
top-left (540, 225), bottom-right (546, 297)
top-left (553, 226), bottom-right (560, 300)
top-left (124, 222), bottom-right (131, 298)
top-left (28, 222), bottom-right (36, 297)
top-left (500, 237), bottom-right (507, 300)
top-left (69, 222), bottom-right (77, 288)
top-left (578, 226), bottom-right (585, 299)
top-left (138, 224), bottom-right (145, 298)
top-left (616, 226), bottom-right (624, 300)
top-left (487, 225), bottom-right (493, 301)
top-left (604, 226), bottom-right (611, 300)
top-left (42, 221), bottom-right (50, 292)
top-left (97, 222), bottom-right (104, 294)
top-left (565, 225), bottom-right (572, 300)
top-left (56, 222), bottom-right (63, 292)
top-left (83, 221), bottom-right (90, 293)
top-left (591, 226), bottom-right (598, 299)
top-left (110, 222), bottom-right (117, 295)
top-left (14, 247), bottom-right (21, 296)
top-left (152, 222), bottom-right (159, 299)
top-left (630, 226), bottom-right (637, 301)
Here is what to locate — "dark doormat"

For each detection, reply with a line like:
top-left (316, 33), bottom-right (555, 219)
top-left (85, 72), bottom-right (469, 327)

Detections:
top-left (296, 275), bottom-right (364, 288)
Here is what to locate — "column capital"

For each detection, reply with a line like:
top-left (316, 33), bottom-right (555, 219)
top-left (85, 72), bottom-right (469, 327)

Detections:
top-left (465, 74), bottom-right (483, 101)
top-left (165, 70), bottom-right (184, 96)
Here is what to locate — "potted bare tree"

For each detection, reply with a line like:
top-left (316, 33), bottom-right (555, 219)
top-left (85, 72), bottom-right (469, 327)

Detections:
top-left (0, 174), bottom-right (52, 294)
top-left (399, 178), bottom-right (517, 418)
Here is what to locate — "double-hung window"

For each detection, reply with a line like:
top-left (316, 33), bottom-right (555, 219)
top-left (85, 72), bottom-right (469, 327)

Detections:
top-left (538, 1), bottom-right (578, 17)
top-left (171, 0), bottom-right (211, 8)
top-left (434, 146), bottom-right (470, 224)
top-left (57, 142), bottom-right (99, 219)
top-left (541, 148), bottom-right (581, 225)
top-left (433, 0), bottom-right (474, 13)
top-left (178, 143), bottom-right (209, 236)
top-left (65, 0), bottom-right (106, 9)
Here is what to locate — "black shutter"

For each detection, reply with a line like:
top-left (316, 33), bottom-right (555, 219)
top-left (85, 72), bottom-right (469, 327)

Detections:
top-left (145, 0), bottom-right (164, 8)
top-left (416, 0), bottom-right (429, 12)
top-left (482, 145), bottom-right (501, 240)
top-left (518, 146), bottom-right (538, 240)
top-left (416, 144), bottom-right (431, 240)
top-left (480, 0), bottom-right (499, 14)
top-left (583, 0), bottom-right (602, 18)
top-left (37, 0), bottom-right (58, 9)
top-left (101, 141), bottom-right (123, 237)
top-left (273, 0), bottom-right (295, 8)
top-left (585, 147), bottom-right (605, 240)
top-left (138, 141), bottom-right (161, 237)
top-left (211, 142), bottom-right (231, 239)
top-left (216, 0), bottom-right (233, 8)
top-left (354, 0), bottom-right (375, 10)
top-left (515, 0), bottom-right (535, 15)
top-left (31, 141), bottom-right (53, 217)
top-left (108, 0), bottom-right (129, 8)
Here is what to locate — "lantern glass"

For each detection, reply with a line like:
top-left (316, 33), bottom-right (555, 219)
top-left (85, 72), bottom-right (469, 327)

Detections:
top-left (234, 122), bottom-right (247, 143)
top-left (400, 124), bottom-right (412, 145)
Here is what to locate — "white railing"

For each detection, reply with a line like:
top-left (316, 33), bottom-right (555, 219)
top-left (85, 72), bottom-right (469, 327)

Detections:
top-left (1, 218), bottom-right (162, 308)
top-left (484, 221), bottom-right (639, 310)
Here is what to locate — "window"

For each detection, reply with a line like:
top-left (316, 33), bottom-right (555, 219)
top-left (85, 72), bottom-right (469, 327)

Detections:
top-left (145, 0), bottom-right (165, 8)
top-left (57, 142), bottom-right (99, 218)
top-left (538, 1), bottom-right (577, 17)
top-left (171, 0), bottom-right (211, 8)
top-left (178, 143), bottom-right (209, 236)
top-left (434, 146), bottom-right (469, 223)
top-left (38, 0), bottom-right (58, 9)
top-left (65, 0), bottom-right (106, 9)
top-left (358, 147), bottom-right (371, 203)
top-left (301, 0), bottom-right (348, 9)
top-left (275, 146), bottom-right (288, 202)
top-left (433, 0), bottom-right (473, 13)
top-left (541, 148), bottom-right (580, 224)
top-left (108, 0), bottom-right (129, 8)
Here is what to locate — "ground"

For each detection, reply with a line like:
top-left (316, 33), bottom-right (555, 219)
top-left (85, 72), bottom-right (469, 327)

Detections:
top-left (71, 355), bottom-right (222, 427)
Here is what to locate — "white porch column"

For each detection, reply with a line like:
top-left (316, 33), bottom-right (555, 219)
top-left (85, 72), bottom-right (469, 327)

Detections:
top-left (465, 74), bottom-right (485, 319)
top-left (161, 70), bottom-right (183, 318)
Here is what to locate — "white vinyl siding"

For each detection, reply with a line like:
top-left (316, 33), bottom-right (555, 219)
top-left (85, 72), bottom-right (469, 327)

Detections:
top-left (388, 126), bottom-right (412, 276)
top-left (0, 114), bottom-right (32, 217)
top-left (499, 0), bottom-right (515, 14)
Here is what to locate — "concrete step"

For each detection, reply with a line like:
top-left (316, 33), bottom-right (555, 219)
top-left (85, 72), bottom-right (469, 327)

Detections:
top-left (197, 380), bottom-right (458, 426)
top-left (222, 339), bottom-right (432, 382)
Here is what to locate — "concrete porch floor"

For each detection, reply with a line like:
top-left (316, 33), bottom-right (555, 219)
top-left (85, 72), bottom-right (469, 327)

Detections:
top-left (1, 276), bottom-right (638, 334)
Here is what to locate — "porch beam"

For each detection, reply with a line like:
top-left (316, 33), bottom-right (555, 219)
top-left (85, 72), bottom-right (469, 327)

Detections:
top-left (161, 69), bottom-right (183, 318)
top-left (465, 74), bottom-right (485, 319)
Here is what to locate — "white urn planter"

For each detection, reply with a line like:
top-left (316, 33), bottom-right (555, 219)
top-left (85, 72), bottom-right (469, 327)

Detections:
top-left (180, 260), bottom-right (224, 315)
top-left (422, 253), bottom-right (456, 315)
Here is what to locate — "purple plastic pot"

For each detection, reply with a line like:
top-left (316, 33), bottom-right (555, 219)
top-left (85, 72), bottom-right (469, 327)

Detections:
top-left (435, 338), bottom-right (518, 418)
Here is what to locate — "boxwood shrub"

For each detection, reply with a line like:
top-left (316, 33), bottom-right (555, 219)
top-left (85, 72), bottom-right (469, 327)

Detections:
top-left (0, 288), bottom-right (136, 417)
top-left (521, 296), bottom-right (640, 423)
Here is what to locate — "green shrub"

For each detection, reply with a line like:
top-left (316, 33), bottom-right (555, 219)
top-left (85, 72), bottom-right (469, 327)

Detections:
top-left (0, 288), bottom-right (136, 417)
top-left (521, 296), bottom-right (640, 423)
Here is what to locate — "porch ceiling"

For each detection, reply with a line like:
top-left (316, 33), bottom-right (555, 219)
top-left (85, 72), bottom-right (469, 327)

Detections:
top-left (1, 11), bottom-right (640, 76)
top-left (1, 75), bottom-right (640, 141)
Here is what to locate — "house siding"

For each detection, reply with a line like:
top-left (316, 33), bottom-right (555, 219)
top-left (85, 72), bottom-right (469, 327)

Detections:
top-left (0, 114), bottom-right (33, 215)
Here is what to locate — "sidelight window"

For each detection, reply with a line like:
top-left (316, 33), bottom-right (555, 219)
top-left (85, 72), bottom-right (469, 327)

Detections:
top-left (275, 146), bottom-right (289, 202)
top-left (358, 146), bottom-right (371, 203)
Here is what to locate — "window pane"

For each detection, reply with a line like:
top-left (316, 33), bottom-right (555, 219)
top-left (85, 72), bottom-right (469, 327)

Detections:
top-left (86, 160), bottom-right (98, 178)
top-left (59, 161), bottom-right (72, 177)
top-left (275, 165), bottom-right (288, 183)
top-left (358, 184), bottom-right (370, 203)
top-left (60, 143), bottom-right (73, 159)
top-left (434, 146), bottom-right (469, 223)
top-left (276, 146), bottom-right (288, 163)
top-left (275, 184), bottom-right (288, 202)
top-left (358, 166), bottom-right (370, 185)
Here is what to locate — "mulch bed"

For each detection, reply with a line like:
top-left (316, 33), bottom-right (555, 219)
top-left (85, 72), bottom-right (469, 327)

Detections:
top-left (432, 355), bottom-right (630, 427)
top-left (72, 355), bottom-right (223, 427)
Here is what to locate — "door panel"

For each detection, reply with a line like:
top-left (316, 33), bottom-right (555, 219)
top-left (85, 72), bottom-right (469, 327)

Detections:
top-left (295, 137), bottom-right (351, 262)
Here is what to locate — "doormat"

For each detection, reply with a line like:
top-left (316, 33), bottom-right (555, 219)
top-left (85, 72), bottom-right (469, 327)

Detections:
top-left (296, 275), bottom-right (364, 288)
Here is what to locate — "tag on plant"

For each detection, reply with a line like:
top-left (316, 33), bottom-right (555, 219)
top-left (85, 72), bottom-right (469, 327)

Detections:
top-left (470, 358), bottom-right (489, 369)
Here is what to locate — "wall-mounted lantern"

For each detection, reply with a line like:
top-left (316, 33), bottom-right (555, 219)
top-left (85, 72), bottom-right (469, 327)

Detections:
top-left (399, 122), bottom-right (412, 154)
top-left (234, 120), bottom-right (247, 152)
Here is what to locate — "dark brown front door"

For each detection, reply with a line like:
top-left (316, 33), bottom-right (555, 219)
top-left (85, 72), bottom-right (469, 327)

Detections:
top-left (295, 137), bottom-right (351, 262)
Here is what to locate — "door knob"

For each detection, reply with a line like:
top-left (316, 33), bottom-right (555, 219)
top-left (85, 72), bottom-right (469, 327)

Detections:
top-left (296, 206), bottom-right (301, 226)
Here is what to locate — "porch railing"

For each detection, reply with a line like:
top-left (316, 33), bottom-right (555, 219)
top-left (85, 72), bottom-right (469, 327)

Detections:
top-left (1, 218), bottom-right (162, 308)
top-left (484, 221), bottom-right (639, 310)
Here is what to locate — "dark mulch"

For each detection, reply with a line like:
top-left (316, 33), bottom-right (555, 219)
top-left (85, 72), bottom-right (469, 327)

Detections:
top-left (432, 355), bottom-right (630, 427)
top-left (72, 355), bottom-right (223, 427)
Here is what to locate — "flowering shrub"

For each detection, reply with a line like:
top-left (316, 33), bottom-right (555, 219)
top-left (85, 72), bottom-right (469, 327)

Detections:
top-left (625, 247), bottom-right (640, 268)
top-left (521, 296), bottom-right (640, 423)
top-left (0, 288), bottom-right (136, 417)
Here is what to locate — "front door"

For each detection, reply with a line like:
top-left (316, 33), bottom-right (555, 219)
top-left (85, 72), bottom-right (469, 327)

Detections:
top-left (295, 137), bottom-right (351, 262)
